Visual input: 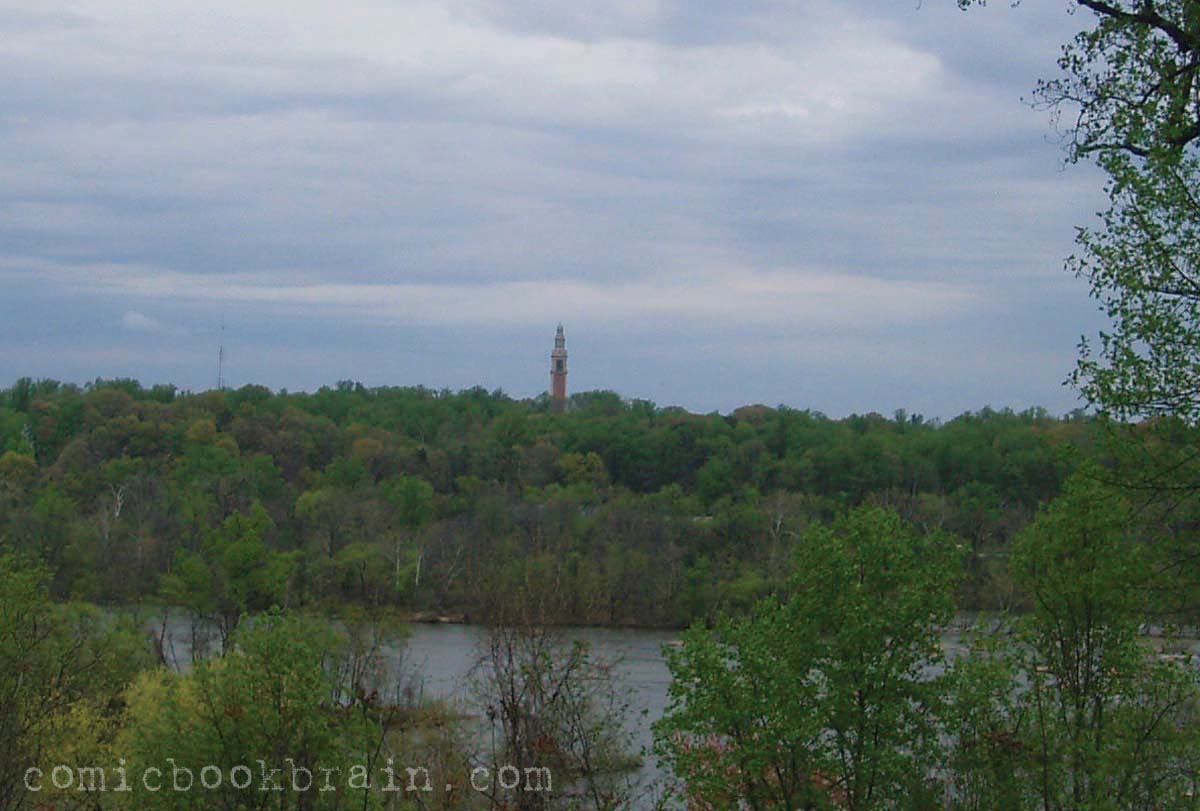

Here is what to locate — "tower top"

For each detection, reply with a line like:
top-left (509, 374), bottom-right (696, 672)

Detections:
top-left (554, 323), bottom-right (566, 351)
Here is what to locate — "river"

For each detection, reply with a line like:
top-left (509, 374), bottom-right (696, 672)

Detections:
top-left (149, 614), bottom-right (1104, 807)
top-left (154, 615), bottom-right (682, 803)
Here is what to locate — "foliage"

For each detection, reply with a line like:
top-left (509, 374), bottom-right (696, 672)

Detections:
top-left (119, 612), bottom-right (384, 811)
top-left (945, 472), bottom-right (1200, 810)
top-left (0, 554), bottom-right (151, 811)
top-left (160, 502), bottom-right (298, 655)
top-left (0, 378), bottom-right (1103, 626)
top-left (961, 1), bottom-right (1200, 467)
top-left (655, 506), bottom-right (960, 811)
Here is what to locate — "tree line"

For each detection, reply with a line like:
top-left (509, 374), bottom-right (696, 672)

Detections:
top-left (0, 376), bottom-right (1115, 626)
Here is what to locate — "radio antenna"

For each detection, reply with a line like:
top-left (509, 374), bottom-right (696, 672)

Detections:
top-left (217, 316), bottom-right (226, 391)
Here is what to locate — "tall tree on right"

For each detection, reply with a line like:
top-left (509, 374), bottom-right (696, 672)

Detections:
top-left (1059, 0), bottom-right (1200, 429)
top-left (960, 1), bottom-right (1200, 425)
top-left (962, 3), bottom-right (1200, 604)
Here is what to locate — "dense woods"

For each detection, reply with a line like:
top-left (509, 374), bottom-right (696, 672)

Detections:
top-left (0, 376), bottom-right (1106, 627)
top-left (9, 369), bottom-right (1200, 810)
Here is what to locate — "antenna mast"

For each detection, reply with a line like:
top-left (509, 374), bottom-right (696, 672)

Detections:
top-left (217, 317), bottom-right (226, 391)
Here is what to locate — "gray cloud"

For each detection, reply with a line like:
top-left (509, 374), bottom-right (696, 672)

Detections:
top-left (0, 0), bottom-right (1110, 416)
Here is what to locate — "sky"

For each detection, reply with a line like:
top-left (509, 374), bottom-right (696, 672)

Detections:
top-left (0, 0), bottom-right (1113, 418)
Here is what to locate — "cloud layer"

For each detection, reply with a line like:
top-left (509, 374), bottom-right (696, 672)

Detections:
top-left (0, 0), bottom-right (1109, 415)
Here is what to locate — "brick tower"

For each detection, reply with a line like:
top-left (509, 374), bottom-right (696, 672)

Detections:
top-left (550, 324), bottom-right (568, 407)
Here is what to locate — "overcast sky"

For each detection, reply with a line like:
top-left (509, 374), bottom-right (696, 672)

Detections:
top-left (0, 0), bottom-right (1112, 417)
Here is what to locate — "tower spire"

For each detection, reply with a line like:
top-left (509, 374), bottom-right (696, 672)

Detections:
top-left (551, 324), bottom-right (568, 408)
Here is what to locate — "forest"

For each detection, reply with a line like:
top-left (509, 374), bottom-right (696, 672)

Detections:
top-left (7, 374), bottom-right (1200, 810)
top-left (0, 376), bottom-right (1103, 627)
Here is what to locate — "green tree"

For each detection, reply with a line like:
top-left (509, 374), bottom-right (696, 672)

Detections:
top-left (1015, 474), bottom-right (1200, 809)
top-left (161, 503), bottom-right (297, 655)
top-left (0, 555), bottom-right (150, 811)
top-left (946, 472), bottom-right (1200, 809)
top-left (958, 2), bottom-right (1200, 426)
top-left (384, 474), bottom-right (434, 600)
top-left (656, 506), bottom-right (960, 811)
top-left (121, 613), bottom-right (381, 811)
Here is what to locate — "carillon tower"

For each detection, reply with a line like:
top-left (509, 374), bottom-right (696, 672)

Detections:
top-left (551, 324), bottom-right (568, 406)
